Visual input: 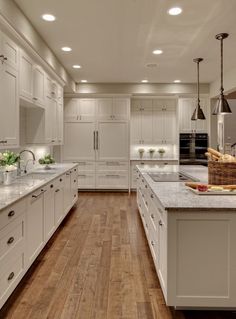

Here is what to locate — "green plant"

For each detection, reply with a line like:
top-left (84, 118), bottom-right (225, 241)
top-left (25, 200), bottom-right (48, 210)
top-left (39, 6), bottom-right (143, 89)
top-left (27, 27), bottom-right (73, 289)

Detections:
top-left (0, 150), bottom-right (19, 167)
top-left (38, 154), bottom-right (55, 165)
top-left (149, 148), bottom-right (155, 154)
top-left (158, 148), bottom-right (165, 154)
top-left (138, 148), bottom-right (145, 154)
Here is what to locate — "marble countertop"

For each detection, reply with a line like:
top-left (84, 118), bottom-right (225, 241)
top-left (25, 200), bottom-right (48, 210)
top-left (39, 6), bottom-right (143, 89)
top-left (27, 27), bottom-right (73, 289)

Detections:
top-left (130, 157), bottom-right (179, 161)
top-left (0, 163), bottom-right (78, 211)
top-left (137, 164), bottom-right (236, 211)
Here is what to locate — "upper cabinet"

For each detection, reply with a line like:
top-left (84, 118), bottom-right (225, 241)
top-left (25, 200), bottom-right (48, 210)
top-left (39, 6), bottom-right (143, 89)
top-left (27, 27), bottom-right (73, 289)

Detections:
top-left (97, 98), bottom-right (129, 121)
top-left (0, 32), bottom-right (19, 148)
top-left (20, 50), bottom-right (45, 108)
top-left (64, 98), bottom-right (96, 122)
top-left (178, 98), bottom-right (209, 133)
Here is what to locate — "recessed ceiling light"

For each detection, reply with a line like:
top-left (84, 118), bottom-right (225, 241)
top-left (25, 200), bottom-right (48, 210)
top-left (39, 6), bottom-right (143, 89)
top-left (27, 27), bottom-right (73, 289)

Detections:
top-left (42, 14), bottom-right (56, 21)
top-left (81, 80), bottom-right (87, 83)
top-left (61, 47), bottom-right (72, 52)
top-left (141, 80), bottom-right (148, 83)
top-left (174, 80), bottom-right (181, 83)
top-left (168, 7), bottom-right (182, 16)
top-left (73, 65), bottom-right (81, 69)
top-left (153, 49), bottom-right (163, 55)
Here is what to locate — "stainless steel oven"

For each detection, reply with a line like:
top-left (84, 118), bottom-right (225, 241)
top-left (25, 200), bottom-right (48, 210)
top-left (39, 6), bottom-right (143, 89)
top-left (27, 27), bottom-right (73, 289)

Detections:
top-left (179, 133), bottom-right (208, 165)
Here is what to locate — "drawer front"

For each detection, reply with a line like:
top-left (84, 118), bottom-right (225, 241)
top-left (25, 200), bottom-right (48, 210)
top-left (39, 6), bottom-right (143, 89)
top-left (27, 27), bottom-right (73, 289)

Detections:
top-left (0, 250), bottom-right (25, 303)
top-left (0, 215), bottom-right (25, 261)
top-left (96, 161), bottom-right (128, 172)
top-left (96, 172), bottom-right (128, 189)
top-left (77, 161), bottom-right (95, 171)
top-left (78, 173), bottom-right (95, 189)
top-left (0, 199), bottom-right (26, 231)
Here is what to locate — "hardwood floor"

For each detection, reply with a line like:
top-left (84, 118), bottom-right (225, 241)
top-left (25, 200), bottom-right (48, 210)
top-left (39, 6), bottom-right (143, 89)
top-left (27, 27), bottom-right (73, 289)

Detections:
top-left (1, 192), bottom-right (236, 319)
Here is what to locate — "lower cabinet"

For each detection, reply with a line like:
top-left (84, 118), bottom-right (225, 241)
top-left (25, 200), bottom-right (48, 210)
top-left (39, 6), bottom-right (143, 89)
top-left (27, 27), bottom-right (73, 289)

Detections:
top-left (0, 165), bottom-right (78, 310)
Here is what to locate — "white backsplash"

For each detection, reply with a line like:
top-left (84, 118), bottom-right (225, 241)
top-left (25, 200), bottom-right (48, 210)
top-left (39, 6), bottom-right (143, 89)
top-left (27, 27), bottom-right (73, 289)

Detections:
top-left (130, 144), bottom-right (178, 160)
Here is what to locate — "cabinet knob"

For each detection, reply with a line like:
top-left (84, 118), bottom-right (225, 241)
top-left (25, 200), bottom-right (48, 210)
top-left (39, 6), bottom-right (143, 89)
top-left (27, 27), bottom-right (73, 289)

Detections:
top-left (151, 214), bottom-right (154, 219)
top-left (60, 178), bottom-right (63, 182)
top-left (8, 210), bottom-right (15, 217)
top-left (159, 220), bottom-right (163, 226)
top-left (50, 184), bottom-right (54, 188)
top-left (8, 272), bottom-right (15, 281)
top-left (7, 236), bottom-right (14, 245)
top-left (151, 241), bottom-right (154, 246)
top-left (150, 194), bottom-right (154, 199)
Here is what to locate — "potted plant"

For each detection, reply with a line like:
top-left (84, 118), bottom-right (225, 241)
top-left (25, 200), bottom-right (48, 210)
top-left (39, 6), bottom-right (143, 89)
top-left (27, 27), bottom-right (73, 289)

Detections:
top-left (158, 148), bottom-right (165, 158)
top-left (0, 151), bottom-right (19, 185)
top-left (149, 148), bottom-right (155, 158)
top-left (38, 154), bottom-right (55, 169)
top-left (138, 148), bottom-right (145, 159)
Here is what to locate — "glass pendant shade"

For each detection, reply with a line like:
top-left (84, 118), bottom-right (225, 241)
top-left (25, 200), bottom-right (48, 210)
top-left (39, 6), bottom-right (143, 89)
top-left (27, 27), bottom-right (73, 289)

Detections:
top-left (191, 58), bottom-right (206, 121)
top-left (213, 33), bottom-right (231, 115)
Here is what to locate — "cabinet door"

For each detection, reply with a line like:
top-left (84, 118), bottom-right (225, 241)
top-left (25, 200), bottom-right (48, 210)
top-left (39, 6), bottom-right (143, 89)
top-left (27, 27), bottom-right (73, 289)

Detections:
top-left (63, 122), bottom-right (96, 161)
top-left (70, 169), bottom-right (78, 203)
top-left (64, 98), bottom-right (78, 122)
top-left (44, 184), bottom-right (55, 241)
top-left (0, 64), bottom-right (19, 146)
top-left (79, 99), bottom-right (96, 121)
top-left (158, 216), bottom-right (167, 295)
top-left (20, 52), bottom-right (33, 101)
top-left (97, 98), bottom-right (113, 120)
top-left (113, 98), bottom-right (129, 120)
top-left (57, 85), bottom-right (63, 105)
top-left (54, 185), bottom-right (64, 226)
top-left (33, 66), bottom-right (45, 107)
top-left (57, 103), bottom-right (64, 144)
top-left (195, 98), bottom-right (208, 133)
top-left (97, 122), bottom-right (128, 160)
top-left (78, 173), bottom-right (95, 189)
top-left (130, 110), bottom-right (142, 144)
top-left (64, 172), bottom-right (71, 213)
top-left (141, 109), bottom-right (153, 144)
top-left (163, 108), bottom-right (177, 144)
top-left (1, 33), bottom-right (19, 70)
top-left (26, 192), bottom-right (44, 265)
top-left (45, 75), bottom-right (52, 99)
top-left (152, 106), bottom-right (164, 144)
top-left (51, 99), bottom-right (58, 144)
top-left (179, 99), bottom-right (195, 133)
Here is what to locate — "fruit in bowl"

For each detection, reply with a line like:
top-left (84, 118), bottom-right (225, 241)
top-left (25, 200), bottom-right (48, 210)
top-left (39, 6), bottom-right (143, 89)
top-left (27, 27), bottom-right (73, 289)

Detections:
top-left (38, 154), bottom-right (55, 169)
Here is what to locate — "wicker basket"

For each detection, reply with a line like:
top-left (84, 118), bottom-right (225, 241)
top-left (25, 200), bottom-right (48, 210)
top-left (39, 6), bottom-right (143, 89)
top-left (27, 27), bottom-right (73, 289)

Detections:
top-left (208, 161), bottom-right (236, 185)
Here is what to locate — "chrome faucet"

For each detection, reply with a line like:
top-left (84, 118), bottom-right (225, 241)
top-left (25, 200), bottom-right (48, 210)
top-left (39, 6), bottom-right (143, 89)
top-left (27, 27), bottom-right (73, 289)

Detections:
top-left (17, 150), bottom-right (36, 175)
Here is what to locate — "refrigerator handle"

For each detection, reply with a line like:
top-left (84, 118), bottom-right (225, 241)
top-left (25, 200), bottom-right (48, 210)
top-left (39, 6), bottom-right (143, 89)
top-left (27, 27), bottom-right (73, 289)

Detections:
top-left (96, 131), bottom-right (99, 150)
top-left (93, 131), bottom-right (96, 150)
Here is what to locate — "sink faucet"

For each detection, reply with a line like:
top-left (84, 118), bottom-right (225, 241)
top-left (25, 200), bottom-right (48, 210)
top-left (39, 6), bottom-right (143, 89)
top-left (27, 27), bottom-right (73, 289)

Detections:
top-left (17, 150), bottom-right (36, 175)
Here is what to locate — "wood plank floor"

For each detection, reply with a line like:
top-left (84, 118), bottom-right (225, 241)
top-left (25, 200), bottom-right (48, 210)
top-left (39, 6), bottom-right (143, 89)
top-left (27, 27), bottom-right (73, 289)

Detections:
top-left (1, 192), bottom-right (236, 319)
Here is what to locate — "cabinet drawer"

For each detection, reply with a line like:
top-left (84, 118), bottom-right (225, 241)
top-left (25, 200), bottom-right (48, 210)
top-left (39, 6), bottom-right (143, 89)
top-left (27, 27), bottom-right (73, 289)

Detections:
top-left (96, 172), bottom-right (128, 189)
top-left (0, 251), bottom-right (24, 302)
top-left (78, 173), bottom-right (95, 189)
top-left (76, 161), bottom-right (95, 171)
top-left (96, 161), bottom-right (128, 172)
top-left (0, 215), bottom-right (25, 261)
top-left (0, 199), bottom-right (26, 231)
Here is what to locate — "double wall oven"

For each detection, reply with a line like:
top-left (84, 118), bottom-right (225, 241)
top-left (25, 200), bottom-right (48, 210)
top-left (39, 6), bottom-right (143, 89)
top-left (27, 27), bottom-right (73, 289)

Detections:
top-left (179, 133), bottom-right (208, 166)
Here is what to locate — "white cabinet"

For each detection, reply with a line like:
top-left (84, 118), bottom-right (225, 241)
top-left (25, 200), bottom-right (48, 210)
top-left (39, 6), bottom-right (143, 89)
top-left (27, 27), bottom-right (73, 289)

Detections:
top-left (97, 121), bottom-right (129, 161)
top-left (97, 98), bottom-right (129, 120)
top-left (20, 50), bottom-right (45, 108)
top-left (153, 101), bottom-right (177, 144)
top-left (64, 98), bottom-right (96, 122)
top-left (26, 189), bottom-right (44, 266)
top-left (54, 180), bottom-right (64, 226)
top-left (1, 32), bottom-right (19, 70)
top-left (179, 98), bottom-right (208, 133)
top-left (130, 99), bottom-right (153, 144)
top-left (43, 183), bottom-right (55, 241)
top-left (70, 167), bottom-right (78, 204)
top-left (64, 171), bottom-right (72, 213)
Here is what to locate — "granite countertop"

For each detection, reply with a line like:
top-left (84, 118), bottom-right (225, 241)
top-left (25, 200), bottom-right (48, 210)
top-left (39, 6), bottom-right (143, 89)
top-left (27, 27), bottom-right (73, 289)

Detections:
top-left (137, 164), bottom-right (236, 211)
top-left (0, 163), bottom-right (78, 211)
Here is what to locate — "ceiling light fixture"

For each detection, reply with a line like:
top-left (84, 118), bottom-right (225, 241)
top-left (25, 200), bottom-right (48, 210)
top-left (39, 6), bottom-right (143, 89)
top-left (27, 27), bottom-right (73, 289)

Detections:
top-left (168, 7), bottom-right (182, 16)
top-left (61, 47), bottom-right (72, 52)
top-left (81, 80), bottom-right (87, 83)
top-left (73, 65), bottom-right (81, 69)
top-left (174, 80), bottom-right (181, 83)
top-left (212, 33), bottom-right (231, 115)
top-left (142, 80), bottom-right (148, 83)
top-left (191, 58), bottom-right (206, 121)
top-left (42, 14), bottom-right (56, 21)
top-left (153, 49), bottom-right (163, 55)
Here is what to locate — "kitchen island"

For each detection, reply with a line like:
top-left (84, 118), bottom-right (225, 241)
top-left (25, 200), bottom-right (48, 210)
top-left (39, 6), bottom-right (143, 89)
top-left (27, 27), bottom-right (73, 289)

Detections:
top-left (136, 164), bottom-right (236, 309)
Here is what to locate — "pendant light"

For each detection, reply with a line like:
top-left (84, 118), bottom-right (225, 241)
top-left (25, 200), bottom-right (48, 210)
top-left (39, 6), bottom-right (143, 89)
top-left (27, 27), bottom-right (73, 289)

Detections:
top-left (191, 58), bottom-right (206, 120)
top-left (212, 33), bottom-right (232, 115)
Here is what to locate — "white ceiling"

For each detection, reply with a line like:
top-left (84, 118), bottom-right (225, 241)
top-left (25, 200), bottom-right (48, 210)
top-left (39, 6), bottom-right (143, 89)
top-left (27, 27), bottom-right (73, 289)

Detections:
top-left (14, 0), bottom-right (236, 84)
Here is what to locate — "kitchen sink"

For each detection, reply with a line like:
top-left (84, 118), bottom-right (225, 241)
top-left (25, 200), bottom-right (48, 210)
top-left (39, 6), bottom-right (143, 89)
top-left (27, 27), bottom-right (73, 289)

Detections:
top-left (148, 171), bottom-right (198, 182)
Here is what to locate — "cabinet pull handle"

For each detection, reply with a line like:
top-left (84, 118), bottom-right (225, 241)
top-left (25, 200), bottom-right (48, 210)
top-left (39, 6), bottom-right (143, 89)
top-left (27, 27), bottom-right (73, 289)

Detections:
top-left (106, 174), bottom-right (119, 178)
top-left (7, 237), bottom-right (14, 244)
top-left (66, 172), bottom-right (70, 176)
top-left (150, 194), bottom-right (154, 199)
top-left (33, 97), bottom-right (38, 101)
top-left (159, 220), bottom-right (163, 226)
top-left (151, 214), bottom-right (154, 219)
top-left (3, 57), bottom-right (7, 61)
top-left (96, 131), bottom-right (99, 150)
top-left (55, 189), bottom-right (60, 193)
top-left (145, 201), bottom-right (148, 206)
top-left (8, 272), bottom-right (14, 281)
top-left (78, 174), bottom-right (86, 177)
top-left (8, 210), bottom-right (15, 217)
top-left (93, 131), bottom-right (96, 150)
top-left (151, 241), bottom-right (154, 246)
